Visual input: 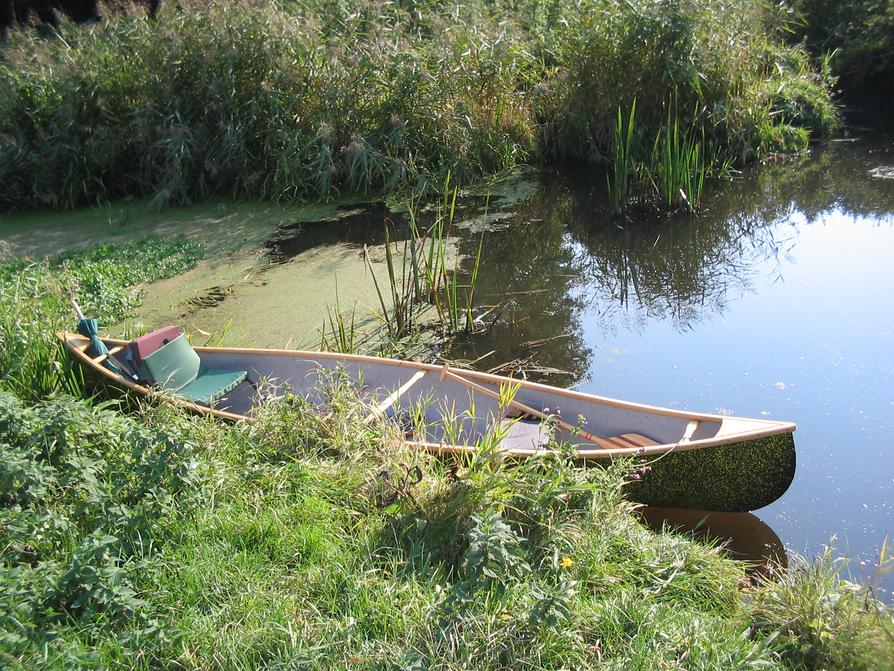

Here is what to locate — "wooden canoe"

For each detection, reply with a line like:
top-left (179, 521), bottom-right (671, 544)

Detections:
top-left (59, 332), bottom-right (796, 512)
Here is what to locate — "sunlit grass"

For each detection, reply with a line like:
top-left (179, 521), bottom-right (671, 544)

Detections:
top-left (0, 242), bottom-right (892, 669)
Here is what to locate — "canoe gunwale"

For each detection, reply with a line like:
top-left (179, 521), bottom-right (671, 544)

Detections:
top-left (58, 332), bottom-right (796, 458)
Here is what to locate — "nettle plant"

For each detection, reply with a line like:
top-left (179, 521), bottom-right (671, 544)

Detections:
top-left (0, 392), bottom-right (201, 623)
top-left (427, 442), bottom-right (634, 630)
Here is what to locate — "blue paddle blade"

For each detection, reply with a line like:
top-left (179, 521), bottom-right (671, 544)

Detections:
top-left (76, 317), bottom-right (122, 375)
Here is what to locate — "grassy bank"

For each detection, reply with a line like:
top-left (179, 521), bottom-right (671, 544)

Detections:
top-left (2, 232), bottom-right (894, 670)
top-left (0, 0), bottom-right (838, 213)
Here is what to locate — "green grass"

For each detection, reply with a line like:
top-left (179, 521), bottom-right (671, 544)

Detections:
top-left (0, 237), bottom-right (202, 401)
top-left (1, 369), bottom-right (892, 669)
top-left (0, 0), bottom-right (839, 213)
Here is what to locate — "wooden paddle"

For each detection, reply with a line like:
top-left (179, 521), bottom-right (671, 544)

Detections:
top-left (438, 363), bottom-right (615, 449)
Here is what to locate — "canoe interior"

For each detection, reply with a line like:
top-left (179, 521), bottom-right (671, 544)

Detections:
top-left (197, 348), bottom-right (725, 448)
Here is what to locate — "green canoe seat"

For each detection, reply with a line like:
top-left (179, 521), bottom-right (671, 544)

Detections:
top-left (137, 334), bottom-right (247, 405)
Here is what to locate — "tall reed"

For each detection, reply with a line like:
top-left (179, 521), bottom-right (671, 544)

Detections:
top-left (607, 99), bottom-right (638, 215)
top-left (365, 183), bottom-right (488, 347)
top-left (0, 0), bottom-right (838, 213)
top-left (646, 108), bottom-right (707, 212)
top-left (320, 283), bottom-right (358, 354)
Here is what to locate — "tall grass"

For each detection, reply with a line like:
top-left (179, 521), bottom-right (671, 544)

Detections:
top-left (607, 99), bottom-right (638, 214)
top-left (365, 185), bottom-right (488, 347)
top-left (607, 101), bottom-right (718, 214)
top-left (647, 109), bottom-right (707, 212)
top-left (0, 0), bottom-right (838, 213)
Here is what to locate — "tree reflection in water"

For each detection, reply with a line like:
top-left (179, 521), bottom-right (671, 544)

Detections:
top-left (447, 135), bottom-right (894, 383)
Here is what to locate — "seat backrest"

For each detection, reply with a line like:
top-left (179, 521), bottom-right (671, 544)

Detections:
top-left (136, 334), bottom-right (201, 391)
top-left (130, 325), bottom-right (181, 365)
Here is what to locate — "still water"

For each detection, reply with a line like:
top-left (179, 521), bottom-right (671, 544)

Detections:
top-left (271, 132), bottom-right (894, 593)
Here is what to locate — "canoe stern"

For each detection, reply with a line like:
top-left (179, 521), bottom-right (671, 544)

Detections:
top-left (625, 430), bottom-right (796, 512)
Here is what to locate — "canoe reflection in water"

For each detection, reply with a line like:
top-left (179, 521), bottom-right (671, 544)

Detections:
top-left (639, 507), bottom-right (788, 578)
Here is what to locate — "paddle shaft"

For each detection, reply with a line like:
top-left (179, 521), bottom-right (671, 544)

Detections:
top-left (71, 298), bottom-right (86, 320)
top-left (440, 366), bottom-right (608, 447)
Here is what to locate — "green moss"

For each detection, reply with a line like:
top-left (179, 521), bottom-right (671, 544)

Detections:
top-left (627, 432), bottom-right (797, 512)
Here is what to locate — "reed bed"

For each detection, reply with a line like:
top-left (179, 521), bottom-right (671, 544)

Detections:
top-left (0, 0), bottom-right (838, 213)
top-left (362, 185), bottom-right (488, 352)
top-left (607, 101), bottom-right (715, 214)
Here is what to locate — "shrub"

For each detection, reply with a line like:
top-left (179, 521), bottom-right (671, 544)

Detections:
top-left (0, 392), bottom-right (201, 662)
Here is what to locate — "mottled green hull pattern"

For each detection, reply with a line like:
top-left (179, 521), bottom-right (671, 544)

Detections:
top-left (625, 432), bottom-right (796, 512)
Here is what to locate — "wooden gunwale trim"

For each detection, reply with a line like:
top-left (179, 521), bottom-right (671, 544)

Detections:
top-left (406, 419), bottom-right (794, 459)
top-left (58, 332), bottom-right (796, 456)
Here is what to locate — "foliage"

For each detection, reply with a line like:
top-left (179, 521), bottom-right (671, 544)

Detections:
top-left (607, 100), bottom-right (712, 214)
top-left (750, 545), bottom-right (894, 670)
top-left (0, 392), bottom-right (201, 666)
top-left (0, 262), bottom-right (81, 401)
top-left (0, 0), bottom-right (838, 212)
top-left (53, 236), bottom-right (204, 322)
top-left (789, 0), bottom-right (894, 90)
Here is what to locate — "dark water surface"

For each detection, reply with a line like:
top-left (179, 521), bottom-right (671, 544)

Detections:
top-left (274, 133), bottom-right (894, 593)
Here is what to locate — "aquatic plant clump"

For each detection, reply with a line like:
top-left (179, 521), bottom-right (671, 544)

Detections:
top-left (0, 0), bottom-right (838, 211)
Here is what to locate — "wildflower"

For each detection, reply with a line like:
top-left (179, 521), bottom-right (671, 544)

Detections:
top-left (500, 610), bottom-right (513, 621)
top-left (544, 407), bottom-right (550, 413)
top-left (630, 473), bottom-right (641, 480)
top-left (560, 556), bottom-right (574, 569)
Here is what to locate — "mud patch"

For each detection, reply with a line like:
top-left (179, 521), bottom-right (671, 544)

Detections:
top-left (182, 286), bottom-right (232, 309)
